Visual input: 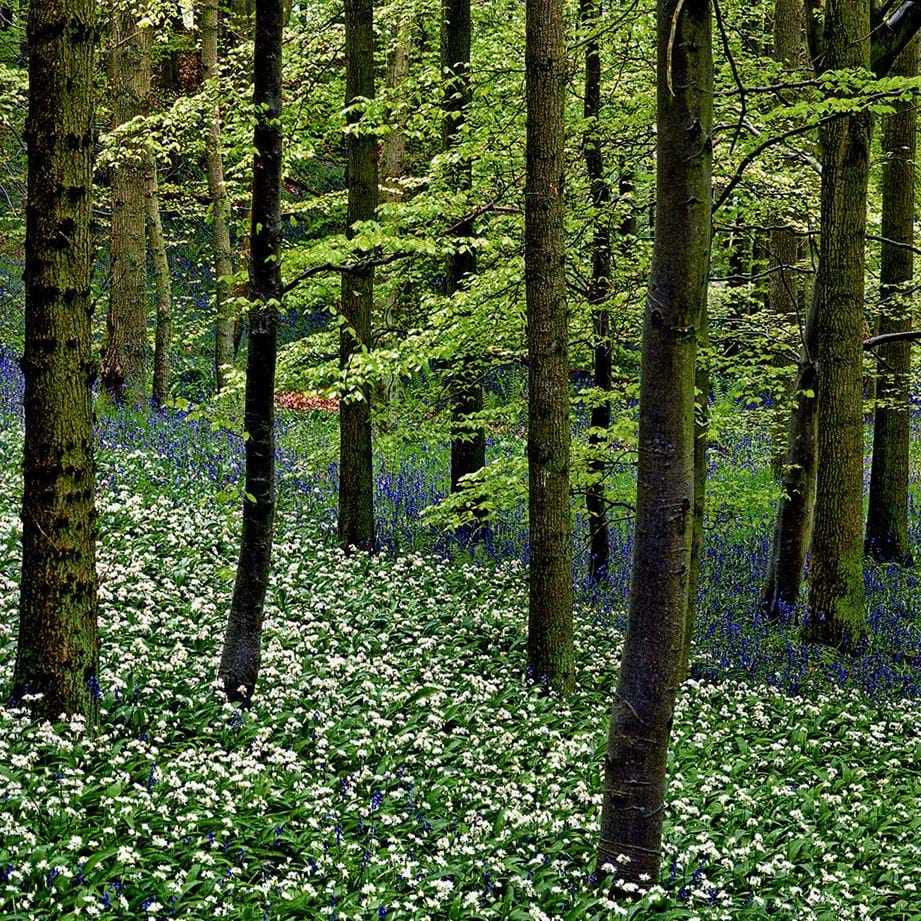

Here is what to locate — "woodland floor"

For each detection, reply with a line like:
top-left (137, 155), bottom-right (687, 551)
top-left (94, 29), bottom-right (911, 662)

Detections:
top-left (0, 356), bottom-right (920, 919)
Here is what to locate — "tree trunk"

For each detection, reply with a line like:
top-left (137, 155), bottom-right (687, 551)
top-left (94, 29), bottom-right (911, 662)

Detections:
top-left (865, 37), bottom-right (917, 566)
top-left (147, 155), bottom-right (173, 407)
top-left (525, 0), bottom-right (573, 694)
top-left (761, 286), bottom-right (818, 618)
top-left (218, 0), bottom-right (283, 704)
top-left (768, 0), bottom-right (804, 483)
top-left (338, 0), bottom-right (378, 553)
top-left (444, 0), bottom-right (486, 495)
top-left (804, 4), bottom-right (872, 647)
top-left (202, 0), bottom-right (236, 391)
top-left (14, 0), bottom-right (99, 721)
top-left (102, 16), bottom-right (150, 406)
top-left (580, 0), bottom-right (612, 584)
top-left (596, 0), bottom-right (711, 885)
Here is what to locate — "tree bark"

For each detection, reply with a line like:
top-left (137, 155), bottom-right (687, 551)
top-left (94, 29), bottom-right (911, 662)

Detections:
top-left (102, 15), bottom-right (150, 406)
top-left (761, 286), bottom-right (818, 618)
top-left (865, 37), bottom-right (917, 565)
top-left (338, 0), bottom-right (378, 552)
top-left (804, 2), bottom-right (873, 647)
top-left (147, 154), bottom-right (173, 407)
top-left (14, 0), bottom-right (100, 721)
top-left (525, 0), bottom-right (573, 694)
top-left (580, 0), bottom-right (612, 584)
top-left (444, 0), bottom-right (486, 495)
top-left (218, 0), bottom-right (283, 704)
top-left (596, 0), bottom-right (711, 885)
top-left (768, 0), bottom-right (805, 476)
top-left (201, 0), bottom-right (236, 391)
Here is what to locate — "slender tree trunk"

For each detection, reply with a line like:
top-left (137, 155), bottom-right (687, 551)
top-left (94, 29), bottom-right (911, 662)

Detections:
top-left (596, 0), bottom-right (711, 885)
top-left (147, 155), bottom-right (173, 406)
top-left (338, 0), bottom-right (378, 552)
top-left (375, 19), bottom-right (411, 414)
top-left (866, 37), bottom-right (917, 565)
top-left (444, 0), bottom-right (486, 495)
top-left (525, 0), bottom-right (573, 694)
top-left (761, 286), bottom-right (818, 618)
top-left (804, 4), bottom-right (872, 647)
top-left (201, 0), bottom-right (236, 390)
top-left (218, 0), bottom-right (283, 704)
top-left (102, 16), bottom-right (150, 406)
top-left (14, 0), bottom-right (99, 720)
top-left (580, 0), bottom-right (612, 584)
top-left (769, 0), bottom-right (805, 480)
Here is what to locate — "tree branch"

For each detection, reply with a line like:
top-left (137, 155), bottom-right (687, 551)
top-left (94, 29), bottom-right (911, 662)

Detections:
top-left (871, 1), bottom-right (921, 75)
top-left (864, 330), bottom-right (921, 349)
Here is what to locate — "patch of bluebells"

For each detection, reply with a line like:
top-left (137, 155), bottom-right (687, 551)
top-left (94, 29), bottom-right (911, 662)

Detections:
top-left (2, 344), bottom-right (921, 699)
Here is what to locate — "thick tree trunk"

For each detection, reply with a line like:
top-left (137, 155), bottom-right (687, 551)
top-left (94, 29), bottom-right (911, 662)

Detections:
top-left (866, 37), bottom-right (917, 566)
top-left (761, 287), bottom-right (818, 618)
top-left (444, 0), bottom-right (486, 495)
top-left (338, 0), bottom-right (378, 552)
top-left (804, 4), bottom-right (872, 647)
top-left (218, 0), bottom-right (283, 704)
top-left (147, 155), bottom-right (173, 407)
top-left (102, 17), bottom-right (150, 406)
top-left (202, 0), bottom-right (236, 391)
top-left (596, 0), bottom-right (711, 885)
top-left (580, 0), bottom-right (612, 584)
top-left (14, 0), bottom-right (99, 721)
top-left (525, 0), bottom-right (573, 694)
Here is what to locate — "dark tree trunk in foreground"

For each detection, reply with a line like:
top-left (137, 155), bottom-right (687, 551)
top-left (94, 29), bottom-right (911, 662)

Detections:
top-left (14, 0), bottom-right (99, 720)
top-left (761, 288), bottom-right (818, 618)
top-left (597, 0), bottom-right (711, 885)
top-left (147, 155), bottom-right (173, 407)
top-left (444, 0), bottom-right (486, 496)
top-left (866, 37), bottom-right (917, 566)
top-left (218, 0), bottom-right (283, 704)
top-left (102, 14), bottom-right (149, 406)
top-left (525, 0), bottom-right (573, 694)
top-left (580, 0), bottom-right (612, 584)
top-left (202, 0), bottom-right (236, 391)
top-left (338, 0), bottom-right (378, 552)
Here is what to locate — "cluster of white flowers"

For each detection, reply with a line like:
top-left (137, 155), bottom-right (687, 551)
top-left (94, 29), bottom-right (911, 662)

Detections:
top-left (0, 424), bottom-right (917, 919)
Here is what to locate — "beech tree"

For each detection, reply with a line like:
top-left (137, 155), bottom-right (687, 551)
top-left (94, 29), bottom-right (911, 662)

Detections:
top-left (14, 0), bottom-right (99, 719)
top-left (202, 0), bottom-right (236, 391)
top-left (218, 0), bottom-right (283, 703)
top-left (338, 0), bottom-right (378, 552)
top-left (444, 0), bottom-right (486, 497)
top-left (525, 0), bottom-right (573, 694)
top-left (804, 1), bottom-right (921, 646)
top-left (597, 0), bottom-right (711, 884)
top-left (865, 38), bottom-right (918, 566)
top-left (101, 7), bottom-right (149, 406)
top-left (580, 0), bottom-right (613, 584)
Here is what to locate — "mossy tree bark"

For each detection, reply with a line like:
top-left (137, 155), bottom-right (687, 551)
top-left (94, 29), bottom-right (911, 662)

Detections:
top-left (597, 0), bottom-right (711, 884)
top-left (146, 154), bottom-right (173, 407)
top-left (804, 0), bottom-right (921, 646)
top-left (865, 38), bottom-right (917, 566)
top-left (202, 0), bottom-right (236, 391)
top-left (218, 0), bottom-right (283, 704)
top-left (444, 0), bottom-right (486, 496)
top-left (525, 0), bottom-right (573, 694)
top-left (580, 0), bottom-right (613, 585)
top-left (338, 0), bottom-right (378, 552)
top-left (14, 0), bottom-right (100, 721)
top-left (102, 11), bottom-right (150, 407)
